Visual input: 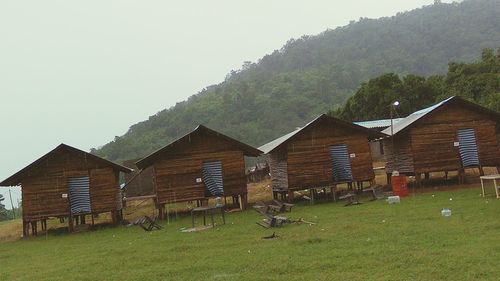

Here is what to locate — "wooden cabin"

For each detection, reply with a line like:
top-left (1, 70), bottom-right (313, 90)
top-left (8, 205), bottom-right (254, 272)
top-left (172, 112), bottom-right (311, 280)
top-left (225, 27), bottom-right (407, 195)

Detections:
top-left (355, 118), bottom-right (403, 160)
top-left (135, 125), bottom-right (262, 217)
top-left (0, 144), bottom-right (132, 236)
top-left (259, 114), bottom-right (384, 201)
top-left (381, 96), bottom-right (500, 185)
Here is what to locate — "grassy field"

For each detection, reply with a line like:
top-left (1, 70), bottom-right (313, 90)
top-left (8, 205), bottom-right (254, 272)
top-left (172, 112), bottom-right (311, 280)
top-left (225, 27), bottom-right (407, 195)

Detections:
top-left (1, 184), bottom-right (500, 280)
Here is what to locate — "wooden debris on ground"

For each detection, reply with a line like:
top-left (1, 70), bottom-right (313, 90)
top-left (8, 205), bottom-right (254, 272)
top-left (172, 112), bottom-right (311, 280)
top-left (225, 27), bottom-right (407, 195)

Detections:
top-left (180, 225), bottom-right (213, 233)
top-left (128, 216), bottom-right (162, 231)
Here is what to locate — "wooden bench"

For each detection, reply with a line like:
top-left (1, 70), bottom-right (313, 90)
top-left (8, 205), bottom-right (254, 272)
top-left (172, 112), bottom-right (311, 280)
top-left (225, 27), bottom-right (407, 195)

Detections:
top-left (191, 206), bottom-right (225, 227)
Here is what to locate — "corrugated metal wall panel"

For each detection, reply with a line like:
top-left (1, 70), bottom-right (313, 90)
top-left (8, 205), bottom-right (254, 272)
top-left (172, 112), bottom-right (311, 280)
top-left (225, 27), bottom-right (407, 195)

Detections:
top-left (202, 161), bottom-right (224, 196)
top-left (330, 144), bottom-right (353, 182)
top-left (68, 176), bottom-right (91, 214)
top-left (458, 128), bottom-right (480, 167)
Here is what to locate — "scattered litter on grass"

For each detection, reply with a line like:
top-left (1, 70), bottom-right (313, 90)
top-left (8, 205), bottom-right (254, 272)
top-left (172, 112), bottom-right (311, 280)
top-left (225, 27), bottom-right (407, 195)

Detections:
top-left (387, 196), bottom-right (400, 204)
top-left (382, 220), bottom-right (386, 223)
top-left (432, 194), bottom-right (435, 198)
top-left (262, 232), bottom-right (278, 240)
top-left (441, 208), bottom-right (452, 217)
top-left (449, 198), bottom-right (453, 201)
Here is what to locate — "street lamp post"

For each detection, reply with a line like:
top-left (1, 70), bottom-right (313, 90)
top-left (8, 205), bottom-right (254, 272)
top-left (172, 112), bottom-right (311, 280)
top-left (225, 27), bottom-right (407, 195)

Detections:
top-left (390, 101), bottom-right (400, 187)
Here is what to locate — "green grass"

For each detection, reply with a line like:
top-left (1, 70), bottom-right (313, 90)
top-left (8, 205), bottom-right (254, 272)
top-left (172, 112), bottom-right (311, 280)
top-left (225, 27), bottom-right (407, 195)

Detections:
top-left (1, 187), bottom-right (500, 280)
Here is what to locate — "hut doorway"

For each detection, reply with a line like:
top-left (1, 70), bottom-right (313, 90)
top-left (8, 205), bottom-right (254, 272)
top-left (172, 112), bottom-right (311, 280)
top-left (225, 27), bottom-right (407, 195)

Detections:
top-left (457, 128), bottom-right (480, 168)
top-left (202, 160), bottom-right (224, 196)
top-left (68, 176), bottom-right (92, 214)
top-left (329, 144), bottom-right (353, 182)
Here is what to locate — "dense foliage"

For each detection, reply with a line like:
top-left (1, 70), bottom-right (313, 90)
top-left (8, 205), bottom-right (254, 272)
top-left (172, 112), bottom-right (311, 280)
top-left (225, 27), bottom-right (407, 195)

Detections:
top-left (95, 0), bottom-right (500, 162)
top-left (0, 194), bottom-right (8, 221)
top-left (335, 48), bottom-right (500, 121)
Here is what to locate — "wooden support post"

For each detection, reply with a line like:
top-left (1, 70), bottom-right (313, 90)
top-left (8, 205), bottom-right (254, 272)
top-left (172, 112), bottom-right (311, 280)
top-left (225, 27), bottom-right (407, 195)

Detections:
top-left (68, 216), bottom-right (74, 233)
top-left (330, 186), bottom-right (337, 202)
top-left (458, 169), bottom-right (465, 184)
top-left (239, 194), bottom-right (248, 210)
top-left (424, 173), bottom-right (430, 181)
top-left (479, 166), bottom-right (484, 176)
top-left (158, 204), bottom-right (165, 220)
top-left (444, 171), bottom-right (449, 180)
top-left (22, 220), bottom-right (28, 237)
top-left (287, 190), bottom-right (295, 202)
top-left (415, 173), bottom-right (422, 188)
top-left (386, 173), bottom-right (392, 186)
top-left (91, 213), bottom-right (95, 227)
top-left (80, 215), bottom-right (86, 225)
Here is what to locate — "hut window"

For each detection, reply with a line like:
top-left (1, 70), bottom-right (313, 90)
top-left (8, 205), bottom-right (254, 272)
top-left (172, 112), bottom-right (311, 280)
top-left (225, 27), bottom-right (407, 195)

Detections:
top-left (68, 176), bottom-right (92, 214)
top-left (329, 144), bottom-right (353, 183)
top-left (457, 128), bottom-right (480, 168)
top-left (202, 161), bottom-right (224, 196)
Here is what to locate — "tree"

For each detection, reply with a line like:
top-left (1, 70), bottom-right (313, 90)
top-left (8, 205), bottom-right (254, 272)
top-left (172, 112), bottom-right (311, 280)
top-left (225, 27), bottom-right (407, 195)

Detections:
top-left (0, 194), bottom-right (8, 221)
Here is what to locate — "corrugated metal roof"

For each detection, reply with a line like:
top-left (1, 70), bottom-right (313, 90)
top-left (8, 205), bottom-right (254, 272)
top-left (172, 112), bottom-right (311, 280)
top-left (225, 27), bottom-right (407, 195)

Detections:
top-left (258, 115), bottom-right (323, 154)
top-left (136, 125), bottom-right (262, 169)
top-left (354, 118), bottom-right (404, 129)
top-left (0, 144), bottom-right (133, 187)
top-left (381, 96), bottom-right (455, 136)
top-left (259, 114), bottom-right (386, 154)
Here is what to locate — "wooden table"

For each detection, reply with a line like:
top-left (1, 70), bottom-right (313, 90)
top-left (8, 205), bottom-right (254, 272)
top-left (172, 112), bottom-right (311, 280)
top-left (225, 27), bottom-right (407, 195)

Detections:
top-left (191, 206), bottom-right (225, 227)
top-left (480, 174), bottom-right (500, 198)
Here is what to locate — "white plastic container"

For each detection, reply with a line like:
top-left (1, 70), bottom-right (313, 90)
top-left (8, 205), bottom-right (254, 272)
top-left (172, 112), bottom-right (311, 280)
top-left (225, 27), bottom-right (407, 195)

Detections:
top-left (441, 208), bottom-right (452, 217)
top-left (387, 196), bottom-right (400, 204)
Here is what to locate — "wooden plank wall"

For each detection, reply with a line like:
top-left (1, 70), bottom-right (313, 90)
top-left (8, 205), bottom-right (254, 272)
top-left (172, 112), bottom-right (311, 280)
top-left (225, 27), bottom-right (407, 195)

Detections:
top-left (21, 148), bottom-right (122, 220)
top-left (268, 149), bottom-right (288, 191)
top-left (90, 167), bottom-right (122, 213)
top-left (410, 104), bottom-right (500, 173)
top-left (285, 120), bottom-right (375, 191)
top-left (383, 133), bottom-right (415, 174)
top-left (152, 132), bottom-right (247, 204)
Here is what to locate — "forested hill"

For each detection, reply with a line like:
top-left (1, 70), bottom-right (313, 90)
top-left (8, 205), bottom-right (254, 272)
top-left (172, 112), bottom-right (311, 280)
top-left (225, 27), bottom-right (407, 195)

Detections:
top-left (95, 0), bottom-right (500, 162)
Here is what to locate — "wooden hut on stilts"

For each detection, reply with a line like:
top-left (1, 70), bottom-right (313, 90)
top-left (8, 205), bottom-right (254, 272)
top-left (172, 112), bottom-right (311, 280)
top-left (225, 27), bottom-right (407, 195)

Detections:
top-left (135, 125), bottom-right (262, 219)
top-left (381, 96), bottom-right (500, 186)
top-left (259, 114), bottom-right (385, 202)
top-left (0, 144), bottom-right (132, 237)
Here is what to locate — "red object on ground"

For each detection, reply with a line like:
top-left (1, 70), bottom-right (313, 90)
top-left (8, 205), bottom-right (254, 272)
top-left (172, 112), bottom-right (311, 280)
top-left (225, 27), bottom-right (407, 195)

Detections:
top-left (391, 175), bottom-right (409, 197)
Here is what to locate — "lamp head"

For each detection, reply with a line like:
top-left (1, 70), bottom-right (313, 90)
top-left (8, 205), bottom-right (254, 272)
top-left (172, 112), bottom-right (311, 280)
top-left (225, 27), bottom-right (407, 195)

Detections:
top-left (393, 101), bottom-right (400, 106)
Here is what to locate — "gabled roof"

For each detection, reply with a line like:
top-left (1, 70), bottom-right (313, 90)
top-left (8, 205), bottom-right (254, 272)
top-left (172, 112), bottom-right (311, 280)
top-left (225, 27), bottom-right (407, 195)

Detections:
top-left (354, 118), bottom-right (404, 130)
top-left (136, 125), bottom-right (262, 169)
top-left (381, 96), bottom-right (500, 136)
top-left (0, 144), bottom-right (133, 187)
top-left (259, 114), bottom-right (386, 154)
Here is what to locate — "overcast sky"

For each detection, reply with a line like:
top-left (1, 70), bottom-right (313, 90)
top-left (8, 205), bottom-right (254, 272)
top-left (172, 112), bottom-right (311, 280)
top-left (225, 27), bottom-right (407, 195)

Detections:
top-left (0, 0), bottom-right (455, 208)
